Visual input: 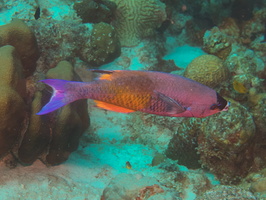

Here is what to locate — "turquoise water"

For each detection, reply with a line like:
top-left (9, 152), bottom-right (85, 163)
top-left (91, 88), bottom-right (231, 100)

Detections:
top-left (0, 0), bottom-right (265, 199)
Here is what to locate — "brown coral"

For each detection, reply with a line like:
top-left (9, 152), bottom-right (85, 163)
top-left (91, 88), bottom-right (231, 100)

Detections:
top-left (41, 61), bottom-right (89, 165)
top-left (18, 61), bottom-right (89, 165)
top-left (184, 54), bottom-right (229, 88)
top-left (0, 19), bottom-right (39, 77)
top-left (0, 45), bottom-right (27, 159)
top-left (110, 0), bottom-right (166, 46)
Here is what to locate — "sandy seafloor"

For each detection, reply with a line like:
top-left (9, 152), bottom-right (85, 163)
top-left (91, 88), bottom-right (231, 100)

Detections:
top-left (0, 106), bottom-right (219, 200)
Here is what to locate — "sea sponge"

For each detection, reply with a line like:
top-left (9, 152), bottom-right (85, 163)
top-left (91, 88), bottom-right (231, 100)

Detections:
top-left (198, 100), bottom-right (255, 184)
top-left (80, 22), bottom-right (121, 66)
top-left (0, 19), bottom-right (39, 77)
top-left (184, 54), bottom-right (229, 88)
top-left (0, 45), bottom-right (27, 159)
top-left (110, 0), bottom-right (167, 46)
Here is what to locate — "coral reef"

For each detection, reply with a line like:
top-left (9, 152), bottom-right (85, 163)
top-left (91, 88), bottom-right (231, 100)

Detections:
top-left (232, 74), bottom-right (262, 94)
top-left (157, 161), bottom-right (213, 198)
top-left (239, 168), bottom-right (266, 198)
top-left (224, 47), bottom-right (264, 76)
top-left (203, 26), bottom-right (232, 60)
top-left (29, 19), bottom-right (91, 69)
top-left (0, 45), bottom-right (27, 159)
top-left (165, 118), bottom-right (203, 169)
top-left (74, 0), bottom-right (117, 24)
top-left (196, 185), bottom-right (256, 200)
top-left (198, 100), bottom-right (256, 184)
top-left (184, 54), bottom-right (229, 88)
top-left (110, 0), bottom-right (167, 46)
top-left (231, 0), bottom-right (254, 21)
top-left (249, 92), bottom-right (266, 136)
top-left (18, 61), bottom-right (89, 165)
top-left (43, 61), bottom-right (89, 165)
top-left (0, 19), bottom-right (39, 77)
top-left (80, 22), bottom-right (121, 66)
top-left (0, 0), bottom-right (37, 25)
top-left (17, 91), bottom-right (50, 164)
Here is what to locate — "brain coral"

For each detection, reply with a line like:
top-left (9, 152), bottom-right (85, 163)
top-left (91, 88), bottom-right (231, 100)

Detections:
top-left (0, 45), bottom-right (27, 159)
top-left (198, 100), bottom-right (255, 184)
top-left (184, 54), bottom-right (229, 88)
top-left (110, 0), bottom-right (166, 46)
top-left (0, 19), bottom-right (39, 77)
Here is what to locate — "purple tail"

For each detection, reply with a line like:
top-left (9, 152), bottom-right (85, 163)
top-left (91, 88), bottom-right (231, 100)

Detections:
top-left (36, 79), bottom-right (76, 115)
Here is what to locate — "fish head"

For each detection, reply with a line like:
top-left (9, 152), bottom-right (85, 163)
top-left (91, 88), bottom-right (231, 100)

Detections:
top-left (209, 93), bottom-right (230, 113)
top-left (189, 93), bottom-right (230, 118)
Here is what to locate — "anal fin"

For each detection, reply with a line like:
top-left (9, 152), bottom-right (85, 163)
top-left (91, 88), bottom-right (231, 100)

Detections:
top-left (94, 100), bottom-right (135, 113)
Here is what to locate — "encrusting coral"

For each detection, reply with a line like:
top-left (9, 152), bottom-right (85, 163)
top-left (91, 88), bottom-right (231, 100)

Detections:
top-left (80, 22), bottom-right (121, 66)
top-left (165, 118), bottom-right (203, 169)
top-left (203, 26), bottom-right (232, 60)
top-left (110, 0), bottom-right (167, 46)
top-left (0, 19), bottom-right (39, 77)
top-left (184, 54), bottom-right (229, 88)
top-left (198, 100), bottom-right (256, 184)
top-left (0, 45), bottom-right (27, 160)
top-left (74, 0), bottom-right (117, 24)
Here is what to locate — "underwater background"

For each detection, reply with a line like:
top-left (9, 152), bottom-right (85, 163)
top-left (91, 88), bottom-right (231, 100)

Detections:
top-left (0, 0), bottom-right (266, 199)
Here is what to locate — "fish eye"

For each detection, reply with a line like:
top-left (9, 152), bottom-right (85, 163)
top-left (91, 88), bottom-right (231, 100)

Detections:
top-left (215, 93), bottom-right (228, 111)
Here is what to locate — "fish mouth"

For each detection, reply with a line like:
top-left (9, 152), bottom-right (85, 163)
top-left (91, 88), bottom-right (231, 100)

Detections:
top-left (222, 101), bottom-right (230, 111)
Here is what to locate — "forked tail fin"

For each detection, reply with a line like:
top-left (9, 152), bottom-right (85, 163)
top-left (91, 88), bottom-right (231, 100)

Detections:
top-left (36, 79), bottom-right (75, 115)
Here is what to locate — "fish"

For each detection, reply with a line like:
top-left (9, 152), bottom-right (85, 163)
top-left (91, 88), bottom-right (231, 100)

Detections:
top-left (233, 80), bottom-right (248, 93)
top-left (125, 161), bottom-right (132, 169)
top-left (36, 70), bottom-right (230, 118)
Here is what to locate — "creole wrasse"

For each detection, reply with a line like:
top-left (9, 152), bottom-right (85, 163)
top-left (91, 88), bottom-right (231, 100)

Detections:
top-left (37, 70), bottom-right (230, 118)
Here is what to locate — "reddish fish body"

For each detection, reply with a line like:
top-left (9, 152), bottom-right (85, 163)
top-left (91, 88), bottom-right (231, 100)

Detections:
top-left (37, 70), bottom-right (229, 118)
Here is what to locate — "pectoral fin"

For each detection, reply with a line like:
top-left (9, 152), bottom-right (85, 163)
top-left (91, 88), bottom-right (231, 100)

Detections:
top-left (155, 91), bottom-right (186, 114)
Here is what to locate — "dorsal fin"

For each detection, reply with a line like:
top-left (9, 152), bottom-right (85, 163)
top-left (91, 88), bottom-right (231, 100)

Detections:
top-left (90, 69), bottom-right (114, 74)
top-left (94, 100), bottom-right (135, 113)
top-left (90, 69), bottom-right (118, 81)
